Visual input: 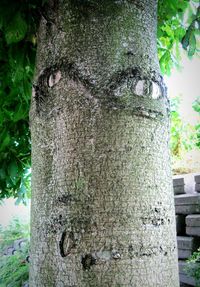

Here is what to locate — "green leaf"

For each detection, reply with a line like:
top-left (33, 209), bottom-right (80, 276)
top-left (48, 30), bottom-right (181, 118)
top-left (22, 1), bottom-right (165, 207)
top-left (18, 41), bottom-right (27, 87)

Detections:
top-left (188, 32), bottom-right (196, 57)
top-left (8, 160), bottom-right (18, 179)
top-left (12, 103), bottom-right (27, 122)
top-left (0, 132), bottom-right (10, 152)
top-left (0, 168), bottom-right (6, 180)
top-left (174, 27), bottom-right (185, 41)
top-left (182, 30), bottom-right (191, 50)
top-left (5, 12), bottom-right (27, 44)
top-left (19, 180), bottom-right (26, 196)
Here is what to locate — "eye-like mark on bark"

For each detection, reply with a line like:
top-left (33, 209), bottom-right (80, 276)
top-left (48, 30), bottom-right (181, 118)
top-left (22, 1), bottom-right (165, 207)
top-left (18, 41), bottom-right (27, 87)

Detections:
top-left (33, 66), bottom-right (56, 114)
top-left (33, 60), bottom-right (95, 115)
top-left (33, 58), bottom-right (167, 118)
top-left (59, 230), bottom-right (76, 257)
top-left (81, 254), bottom-right (96, 270)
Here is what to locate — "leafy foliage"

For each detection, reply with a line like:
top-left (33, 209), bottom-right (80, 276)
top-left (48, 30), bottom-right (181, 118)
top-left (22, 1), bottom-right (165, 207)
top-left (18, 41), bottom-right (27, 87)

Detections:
top-left (185, 248), bottom-right (200, 287)
top-left (158, 0), bottom-right (200, 75)
top-left (0, 0), bottom-right (199, 201)
top-left (0, 0), bottom-right (44, 203)
top-left (0, 218), bottom-right (30, 250)
top-left (0, 219), bottom-right (30, 287)
top-left (170, 96), bottom-right (196, 160)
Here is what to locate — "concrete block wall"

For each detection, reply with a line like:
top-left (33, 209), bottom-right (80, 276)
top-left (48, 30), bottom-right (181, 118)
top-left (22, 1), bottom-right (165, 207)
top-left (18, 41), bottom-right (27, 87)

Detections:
top-left (175, 174), bottom-right (200, 287)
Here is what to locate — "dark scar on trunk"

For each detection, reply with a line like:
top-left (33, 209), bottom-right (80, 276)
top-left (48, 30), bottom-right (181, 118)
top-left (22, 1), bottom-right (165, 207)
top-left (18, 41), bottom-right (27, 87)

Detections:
top-left (59, 230), bottom-right (77, 257)
top-left (59, 230), bottom-right (67, 257)
top-left (81, 254), bottom-right (96, 270)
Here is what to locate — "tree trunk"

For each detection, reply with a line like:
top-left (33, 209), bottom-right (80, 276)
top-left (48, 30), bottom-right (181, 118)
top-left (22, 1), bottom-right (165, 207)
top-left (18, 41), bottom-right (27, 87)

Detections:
top-left (30, 1), bottom-right (179, 286)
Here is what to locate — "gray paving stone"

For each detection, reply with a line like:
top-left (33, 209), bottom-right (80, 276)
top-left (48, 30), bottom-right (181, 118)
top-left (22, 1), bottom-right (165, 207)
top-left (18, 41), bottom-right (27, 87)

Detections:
top-left (174, 185), bottom-right (186, 195)
top-left (195, 175), bottom-right (200, 183)
top-left (175, 204), bottom-right (200, 215)
top-left (4, 247), bottom-right (15, 256)
top-left (177, 236), bottom-right (197, 250)
top-left (178, 249), bottom-right (193, 259)
top-left (180, 284), bottom-right (193, 287)
top-left (179, 274), bottom-right (196, 286)
top-left (173, 177), bottom-right (185, 187)
top-left (13, 239), bottom-right (25, 250)
top-left (179, 261), bottom-right (188, 274)
top-left (195, 183), bottom-right (200, 192)
top-left (186, 215), bottom-right (200, 227)
top-left (176, 215), bottom-right (186, 235)
top-left (186, 226), bottom-right (200, 237)
top-left (179, 261), bottom-right (200, 286)
top-left (175, 194), bottom-right (200, 206)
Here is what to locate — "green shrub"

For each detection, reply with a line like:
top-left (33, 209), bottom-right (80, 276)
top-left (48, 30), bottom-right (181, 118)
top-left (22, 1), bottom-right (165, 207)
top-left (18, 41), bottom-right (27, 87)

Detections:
top-left (0, 219), bottom-right (29, 287)
top-left (185, 248), bottom-right (200, 287)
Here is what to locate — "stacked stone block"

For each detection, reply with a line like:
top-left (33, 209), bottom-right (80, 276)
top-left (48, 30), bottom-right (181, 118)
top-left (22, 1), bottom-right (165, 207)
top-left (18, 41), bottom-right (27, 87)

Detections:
top-left (175, 194), bottom-right (200, 215)
top-left (173, 177), bottom-right (186, 195)
top-left (175, 174), bottom-right (200, 287)
top-left (195, 175), bottom-right (200, 193)
top-left (186, 214), bottom-right (200, 238)
top-left (177, 236), bottom-right (199, 259)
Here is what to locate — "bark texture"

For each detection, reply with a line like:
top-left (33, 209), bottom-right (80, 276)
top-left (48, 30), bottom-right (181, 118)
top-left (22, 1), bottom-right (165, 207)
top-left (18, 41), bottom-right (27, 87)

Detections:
top-left (30, 0), bottom-right (179, 286)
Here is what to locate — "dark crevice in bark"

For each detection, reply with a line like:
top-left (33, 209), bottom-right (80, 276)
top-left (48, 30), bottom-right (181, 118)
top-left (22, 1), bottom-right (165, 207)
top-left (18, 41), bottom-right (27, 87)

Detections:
top-left (81, 254), bottom-right (96, 270)
top-left (59, 230), bottom-right (76, 257)
top-left (59, 230), bottom-right (67, 257)
top-left (129, 107), bottom-right (164, 119)
top-left (57, 194), bottom-right (74, 205)
top-left (39, 0), bottom-right (59, 27)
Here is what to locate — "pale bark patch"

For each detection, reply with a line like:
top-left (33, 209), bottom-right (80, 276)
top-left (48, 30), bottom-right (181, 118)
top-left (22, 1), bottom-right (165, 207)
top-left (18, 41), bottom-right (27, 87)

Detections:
top-left (134, 80), bottom-right (145, 96)
top-left (152, 82), bottom-right (162, 99)
top-left (48, 70), bottom-right (62, 87)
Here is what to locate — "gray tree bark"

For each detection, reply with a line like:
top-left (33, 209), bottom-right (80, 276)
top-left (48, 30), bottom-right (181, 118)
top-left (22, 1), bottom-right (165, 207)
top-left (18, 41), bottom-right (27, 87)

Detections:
top-left (30, 0), bottom-right (179, 286)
